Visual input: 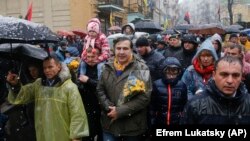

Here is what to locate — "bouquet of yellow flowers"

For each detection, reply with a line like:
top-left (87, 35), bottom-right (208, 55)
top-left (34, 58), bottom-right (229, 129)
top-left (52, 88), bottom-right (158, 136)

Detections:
top-left (120, 75), bottom-right (146, 104)
top-left (68, 59), bottom-right (80, 70)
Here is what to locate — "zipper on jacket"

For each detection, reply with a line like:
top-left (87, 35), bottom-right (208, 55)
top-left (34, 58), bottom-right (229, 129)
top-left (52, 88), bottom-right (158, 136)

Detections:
top-left (228, 101), bottom-right (232, 119)
top-left (166, 84), bottom-right (172, 125)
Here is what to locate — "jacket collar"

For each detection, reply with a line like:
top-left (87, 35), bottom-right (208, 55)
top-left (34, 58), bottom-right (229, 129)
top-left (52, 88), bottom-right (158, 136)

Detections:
top-left (206, 79), bottom-right (247, 104)
top-left (42, 63), bottom-right (71, 86)
top-left (105, 54), bottom-right (144, 84)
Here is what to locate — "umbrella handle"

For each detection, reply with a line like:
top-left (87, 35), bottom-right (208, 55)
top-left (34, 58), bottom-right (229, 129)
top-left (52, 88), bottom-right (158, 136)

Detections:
top-left (10, 43), bottom-right (12, 58)
top-left (9, 43), bottom-right (18, 74)
top-left (17, 62), bottom-right (23, 80)
top-left (45, 43), bottom-right (50, 57)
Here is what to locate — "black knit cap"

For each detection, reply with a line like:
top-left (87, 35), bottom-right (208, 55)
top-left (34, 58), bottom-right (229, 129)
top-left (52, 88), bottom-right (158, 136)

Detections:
top-left (239, 32), bottom-right (248, 37)
top-left (229, 33), bottom-right (238, 39)
top-left (169, 34), bottom-right (180, 39)
top-left (60, 39), bottom-right (68, 46)
top-left (182, 34), bottom-right (198, 44)
top-left (136, 37), bottom-right (150, 47)
top-left (157, 40), bottom-right (167, 45)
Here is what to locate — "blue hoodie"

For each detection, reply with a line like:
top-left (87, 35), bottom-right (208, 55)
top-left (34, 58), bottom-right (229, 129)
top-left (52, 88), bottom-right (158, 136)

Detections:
top-left (192, 39), bottom-right (218, 62)
top-left (182, 39), bottom-right (218, 100)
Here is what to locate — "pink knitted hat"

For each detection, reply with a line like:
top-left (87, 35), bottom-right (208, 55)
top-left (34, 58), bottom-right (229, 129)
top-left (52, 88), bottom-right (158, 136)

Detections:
top-left (87, 18), bottom-right (100, 34)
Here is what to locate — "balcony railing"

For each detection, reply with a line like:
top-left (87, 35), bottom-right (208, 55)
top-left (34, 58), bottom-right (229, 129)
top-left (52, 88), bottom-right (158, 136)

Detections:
top-left (98, 0), bottom-right (123, 8)
top-left (98, 0), bottom-right (124, 12)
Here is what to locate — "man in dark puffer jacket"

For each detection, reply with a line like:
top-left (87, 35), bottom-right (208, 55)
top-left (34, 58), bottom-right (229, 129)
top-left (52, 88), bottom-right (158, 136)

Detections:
top-left (181, 56), bottom-right (250, 124)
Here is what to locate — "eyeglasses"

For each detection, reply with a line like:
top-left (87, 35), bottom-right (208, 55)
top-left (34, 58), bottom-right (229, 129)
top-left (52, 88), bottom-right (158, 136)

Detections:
top-left (165, 67), bottom-right (180, 74)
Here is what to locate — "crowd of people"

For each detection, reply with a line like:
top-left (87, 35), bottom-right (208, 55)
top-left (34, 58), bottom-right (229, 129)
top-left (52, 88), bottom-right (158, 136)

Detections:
top-left (1, 17), bottom-right (250, 141)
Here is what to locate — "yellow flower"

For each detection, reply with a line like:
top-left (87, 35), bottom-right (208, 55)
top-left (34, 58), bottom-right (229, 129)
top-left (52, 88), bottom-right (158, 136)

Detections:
top-left (123, 78), bottom-right (145, 99)
top-left (68, 60), bottom-right (80, 70)
top-left (130, 80), bottom-right (145, 92)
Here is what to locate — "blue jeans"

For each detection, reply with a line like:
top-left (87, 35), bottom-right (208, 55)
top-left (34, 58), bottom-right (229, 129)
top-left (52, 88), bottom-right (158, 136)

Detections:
top-left (103, 131), bottom-right (142, 141)
top-left (79, 61), bottom-right (104, 79)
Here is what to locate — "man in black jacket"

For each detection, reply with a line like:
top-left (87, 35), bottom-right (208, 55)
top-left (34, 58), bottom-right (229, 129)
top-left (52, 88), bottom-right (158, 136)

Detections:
top-left (78, 47), bottom-right (103, 141)
top-left (135, 37), bottom-right (164, 81)
top-left (179, 34), bottom-right (198, 70)
top-left (181, 56), bottom-right (250, 124)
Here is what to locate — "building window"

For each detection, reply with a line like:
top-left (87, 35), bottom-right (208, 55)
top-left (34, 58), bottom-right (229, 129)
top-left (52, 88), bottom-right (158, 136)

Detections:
top-left (115, 17), bottom-right (122, 26)
top-left (237, 13), bottom-right (242, 22)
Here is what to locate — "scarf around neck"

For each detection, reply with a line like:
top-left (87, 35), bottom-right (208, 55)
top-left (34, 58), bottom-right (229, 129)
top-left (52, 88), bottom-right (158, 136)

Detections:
top-left (114, 54), bottom-right (133, 76)
top-left (193, 58), bottom-right (214, 84)
top-left (85, 35), bottom-right (97, 49)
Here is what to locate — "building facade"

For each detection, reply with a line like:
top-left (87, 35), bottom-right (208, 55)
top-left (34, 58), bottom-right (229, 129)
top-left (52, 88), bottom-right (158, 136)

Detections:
top-left (220, 0), bottom-right (250, 27)
top-left (233, 3), bottom-right (250, 27)
top-left (0, 0), bottom-right (97, 32)
top-left (0, 0), bottom-right (150, 33)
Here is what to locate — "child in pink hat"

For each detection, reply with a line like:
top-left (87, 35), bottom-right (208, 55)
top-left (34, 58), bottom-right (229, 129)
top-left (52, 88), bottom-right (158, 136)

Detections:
top-left (79, 18), bottom-right (110, 79)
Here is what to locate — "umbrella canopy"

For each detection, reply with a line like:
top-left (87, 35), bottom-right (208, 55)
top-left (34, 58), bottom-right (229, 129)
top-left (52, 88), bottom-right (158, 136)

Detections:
top-left (173, 24), bottom-right (195, 33)
top-left (0, 43), bottom-right (48, 60)
top-left (161, 28), bottom-right (179, 35)
top-left (241, 28), bottom-right (250, 36)
top-left (0, 44), bottom-right (46, 83)
top-left (108, 26), bottom-right (122, 31)
top-left (227, 24), bottom-right (243, 30)
top-left (224, 24), bottom-right (243, 33)
top-left (71, 29), bottom-right (87, 39)
top-left (134, 20), bottom-right (162, 34)
top-left (57, 29), bottom-right (75, 37)
top-left (0, 16), bottom-right (59, 44)
top-left (224, 27), bottom-right (240, 33)
top-left (107, 33), bottom-right (123, 50)
top-left (188, 23), bottom-right (225, 35)
top-left (107, 32), bottom-right (149, 50)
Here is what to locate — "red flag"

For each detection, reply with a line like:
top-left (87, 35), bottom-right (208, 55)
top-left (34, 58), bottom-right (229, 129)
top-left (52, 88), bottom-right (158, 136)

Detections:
top-left (184, 11), bottom-right (190, 24)
top-left (25, 2), bottom-right (33, 21)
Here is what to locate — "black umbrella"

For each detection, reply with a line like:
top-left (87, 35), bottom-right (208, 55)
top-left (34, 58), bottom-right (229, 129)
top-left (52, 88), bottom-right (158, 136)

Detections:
top-left (0, 43), bottom-right (48, 77)
top-left (0, 43), bottom-right (48, 60)
top-left (0, 16), bottom-right (59, 44)
top-left (161, 28), bottom-right (180, 35)
top-left (135, 20), bottom-right (162, 34)
top-left (174, 24), bottom-right (194, 33)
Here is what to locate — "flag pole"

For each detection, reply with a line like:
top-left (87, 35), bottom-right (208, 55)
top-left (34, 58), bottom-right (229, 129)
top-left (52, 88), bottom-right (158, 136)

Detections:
top-left (218, 4), bottom-right (221, 22)
top-left (110, 9), bottom-right (113, 27)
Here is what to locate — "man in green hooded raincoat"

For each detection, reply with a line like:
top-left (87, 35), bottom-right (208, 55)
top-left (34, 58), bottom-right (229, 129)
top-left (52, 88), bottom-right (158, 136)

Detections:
top-left (6, 56), bottom-right (89, 141)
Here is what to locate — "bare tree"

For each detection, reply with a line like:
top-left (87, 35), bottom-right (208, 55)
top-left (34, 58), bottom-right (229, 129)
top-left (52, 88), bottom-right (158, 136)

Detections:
top-left (228, 0), bottom-right (234, 24)
top-left (162, 0), bottom-right (180, 26)
top-left (198, 1), bottom-right (211, 24)
top-left (205, 2), bottom-right (211, 23)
